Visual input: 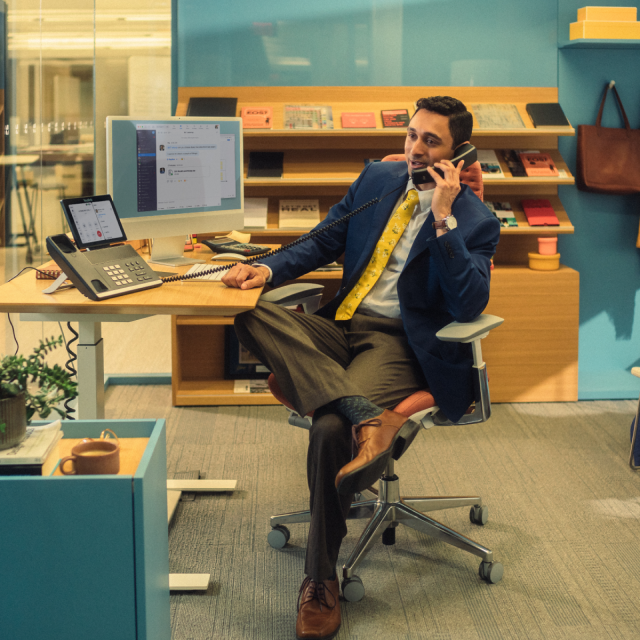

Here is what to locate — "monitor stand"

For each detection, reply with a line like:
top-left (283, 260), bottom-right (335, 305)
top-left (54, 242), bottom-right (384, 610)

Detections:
top-left (148, 236), bottom-right (205, 267)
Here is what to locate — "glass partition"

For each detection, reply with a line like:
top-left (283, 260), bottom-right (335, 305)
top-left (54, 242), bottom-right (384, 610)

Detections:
top-left (1, 0), bottom-right (171, 373)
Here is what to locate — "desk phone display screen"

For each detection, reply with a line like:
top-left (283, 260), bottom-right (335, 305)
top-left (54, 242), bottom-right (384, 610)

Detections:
top-left (64, 196), bottom-right (126, 249)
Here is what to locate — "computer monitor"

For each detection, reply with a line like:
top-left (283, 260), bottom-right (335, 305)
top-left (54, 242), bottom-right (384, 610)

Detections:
top-left (106, 116), bottom-right (244, 266)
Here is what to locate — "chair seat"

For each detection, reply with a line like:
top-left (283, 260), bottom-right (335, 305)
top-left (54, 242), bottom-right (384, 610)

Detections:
top-left (267, 373), bottom-right (436, 419)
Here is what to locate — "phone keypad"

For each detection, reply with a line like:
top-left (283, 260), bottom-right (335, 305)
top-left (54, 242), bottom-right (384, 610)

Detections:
top-left (102, 259), bottom-right (155, 287)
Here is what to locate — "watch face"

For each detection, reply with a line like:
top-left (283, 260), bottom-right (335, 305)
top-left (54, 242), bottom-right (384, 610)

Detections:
top-left (445, 215), bottom-right (457, 230)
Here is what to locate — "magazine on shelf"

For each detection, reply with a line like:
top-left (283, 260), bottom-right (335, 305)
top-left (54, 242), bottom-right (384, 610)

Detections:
top-left (341, 112), bottom-right (376, 128)
top-left (243, 198), bottom-right (269, 229)
top-left (485, 201), bottom-right (518, 228)
top-left (502, 150), bottom-right (528, 177)
top-left (476, 150), bottom-right (505, 178)
top-left (240, 107), bottom-right (273, 129)
top-left (279, 199), bottom-right (320, 229)
top-left (518, 152), bottom-right (560, 177)
top-left (381, 109), bottom-right (410, 127)
top-left (471, 104), bottom-right (525, 129)
top-left (284, 105), bottom-right (333, 130)
top-left (0, 420), bottom-right (62, 466)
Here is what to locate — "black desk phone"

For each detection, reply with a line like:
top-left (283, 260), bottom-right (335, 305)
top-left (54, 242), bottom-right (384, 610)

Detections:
top-left (47, 195), bottom-right (162, 301)
top-left (412, 143), bottom-right (477, 185)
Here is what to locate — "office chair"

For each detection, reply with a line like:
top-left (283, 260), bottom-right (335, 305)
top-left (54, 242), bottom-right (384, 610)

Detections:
top-left (262, 159), bottom-right (503, 601)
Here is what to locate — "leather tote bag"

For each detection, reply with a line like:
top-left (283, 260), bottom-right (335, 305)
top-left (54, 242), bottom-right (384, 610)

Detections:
top-left (576, 83), bottom-right (640, 195)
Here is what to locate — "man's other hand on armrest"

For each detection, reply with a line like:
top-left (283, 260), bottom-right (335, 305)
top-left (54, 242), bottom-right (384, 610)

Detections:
top-left (221, 264), bottom-right (270, 290)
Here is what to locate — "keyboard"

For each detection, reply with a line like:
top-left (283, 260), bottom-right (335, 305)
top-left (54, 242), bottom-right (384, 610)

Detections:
top-left (184, 263), bottom-right (230, 282)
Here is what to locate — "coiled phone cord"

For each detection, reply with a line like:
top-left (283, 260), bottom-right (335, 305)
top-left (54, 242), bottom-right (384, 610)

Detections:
top-left (160, 184), bottom-right (403, 284)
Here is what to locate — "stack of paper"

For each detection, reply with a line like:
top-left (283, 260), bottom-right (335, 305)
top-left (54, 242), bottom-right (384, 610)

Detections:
top-left (0, 420), bottom-right (63, 475)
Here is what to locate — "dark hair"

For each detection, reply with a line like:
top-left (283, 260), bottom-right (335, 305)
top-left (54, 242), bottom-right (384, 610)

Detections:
top-left (413, 96), bottom-right (473, 149)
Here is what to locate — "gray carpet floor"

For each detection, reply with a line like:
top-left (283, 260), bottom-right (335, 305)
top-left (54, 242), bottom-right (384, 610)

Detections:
top-left (106, 386), bottom-right (640, 640)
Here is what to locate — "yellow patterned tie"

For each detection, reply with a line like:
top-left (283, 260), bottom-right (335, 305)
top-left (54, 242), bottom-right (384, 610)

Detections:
top-left (335, 189), bottom-right (420, 321)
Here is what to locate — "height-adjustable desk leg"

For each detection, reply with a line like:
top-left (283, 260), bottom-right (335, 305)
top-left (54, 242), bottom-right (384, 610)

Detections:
top-left (78, 321), bottom-right (105, 420)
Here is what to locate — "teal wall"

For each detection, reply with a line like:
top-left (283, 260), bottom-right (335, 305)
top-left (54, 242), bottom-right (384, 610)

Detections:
top-left (557, 0), bottom-right (640, 399)
top-left (173, 0), bottom-right (640, 400)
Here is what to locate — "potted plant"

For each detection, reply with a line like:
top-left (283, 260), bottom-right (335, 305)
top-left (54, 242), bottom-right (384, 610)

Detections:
top-left (0, 336), bottom-right (78, 450)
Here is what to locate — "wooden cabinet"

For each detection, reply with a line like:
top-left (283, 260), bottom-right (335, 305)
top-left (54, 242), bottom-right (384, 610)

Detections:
top-left (171, 86), bottom-right (578, 405)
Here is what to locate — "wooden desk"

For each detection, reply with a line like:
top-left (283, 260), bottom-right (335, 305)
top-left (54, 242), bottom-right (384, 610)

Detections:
top-left (0, 264), bottom-right (262, 419)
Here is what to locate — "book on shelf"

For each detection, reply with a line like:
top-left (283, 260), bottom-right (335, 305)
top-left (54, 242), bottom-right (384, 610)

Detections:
top-left (284, 105), bottom-right (333, 130)
top-left (0, 420), bottom-right (62, 472)
top-left (243, 198), bottom-right (269, 229)
top-left (381, 109), bottom-right (410, 127)
top-left (502, 149), bottom-right (528, 177)
top-left (186, 97), bottom-right (237, 117)
top-left (341, 112), bottom-right (376, 128)
top-left (240, 107), bottom-right (273, 129)
top-left (526, 103), bottom-right (570, 128)
top-left (521, 199), bottom-right (560, 226)
top-left (247, 151), bottom-right (284, 178)
top-left (470, 103), bottom-right (525, 129)
top-left (518, 152), bottom-right (560, 177)
top-left (485, 202), bottom-right (518, 228)
top-left (477, 150), bottom-right (505, 178)
top-left (279, 200), bottom-right (320, 229)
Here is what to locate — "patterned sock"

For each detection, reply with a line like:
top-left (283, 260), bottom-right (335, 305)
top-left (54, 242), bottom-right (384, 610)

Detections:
top-left (324, 396), bottom-right (384, 425)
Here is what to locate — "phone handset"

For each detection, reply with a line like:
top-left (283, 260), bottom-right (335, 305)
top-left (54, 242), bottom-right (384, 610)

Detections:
top-left (412, 142), bottom-right (477, 186)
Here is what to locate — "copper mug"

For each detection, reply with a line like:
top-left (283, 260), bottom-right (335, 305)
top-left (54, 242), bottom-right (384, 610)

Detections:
top-left (60, 429), bottom-right (120, 475)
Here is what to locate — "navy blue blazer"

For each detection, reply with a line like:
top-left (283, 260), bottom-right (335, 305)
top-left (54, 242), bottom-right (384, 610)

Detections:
top-left (261, 161), bottom-right (500, 422)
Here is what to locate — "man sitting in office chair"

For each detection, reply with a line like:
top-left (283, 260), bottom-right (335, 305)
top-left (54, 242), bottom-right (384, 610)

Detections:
top-left (223, 96), bottom-right (500, 640)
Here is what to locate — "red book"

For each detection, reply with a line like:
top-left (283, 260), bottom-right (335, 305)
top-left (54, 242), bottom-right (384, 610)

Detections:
top-left (341, 112), bottom-right (376, 128)
top-left (518, 152), bottom-right (560, 177)
top-left (521, 199), bottom-right (560, 226)
top-left (240, 107), bottom-right (273, 129)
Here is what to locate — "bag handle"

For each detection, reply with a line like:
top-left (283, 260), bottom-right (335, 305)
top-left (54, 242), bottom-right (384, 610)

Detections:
top-left (596, 82), bottom-right (632, 131)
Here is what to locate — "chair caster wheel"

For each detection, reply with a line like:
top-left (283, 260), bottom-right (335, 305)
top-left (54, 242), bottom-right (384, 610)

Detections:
top-left (470, 505), bottom-right (488, 525)
top-left (479, 561), bottom-right (503, 584)
top-left (342, 575), bottom-right (365, 602)
top-left (267, 525), bottom-right (290, 549)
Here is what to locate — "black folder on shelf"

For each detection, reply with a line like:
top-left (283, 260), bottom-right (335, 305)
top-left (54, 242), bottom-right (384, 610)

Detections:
top-left (526, 103), bottom-right (570, 128)
top-left (247, 152), bottom-right (284, 178)
top-left (186, 97), bottom-right (238, 117)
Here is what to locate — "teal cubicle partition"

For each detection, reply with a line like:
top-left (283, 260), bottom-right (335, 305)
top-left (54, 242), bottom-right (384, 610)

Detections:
top-left (0, 420), bottom-right (170, 640)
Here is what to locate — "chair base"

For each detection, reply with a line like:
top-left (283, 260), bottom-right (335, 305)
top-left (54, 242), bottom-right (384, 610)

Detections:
top-left (268, 460), bottom-right (501, 591)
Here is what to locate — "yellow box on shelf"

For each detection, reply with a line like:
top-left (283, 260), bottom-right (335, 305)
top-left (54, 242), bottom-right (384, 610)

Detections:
top-left (570, 20), bottom-right (640, 40)
top-left (577, 6), bottom-right (637, 22)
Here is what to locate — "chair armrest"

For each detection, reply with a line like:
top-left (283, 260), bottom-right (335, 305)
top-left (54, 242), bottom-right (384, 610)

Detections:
top-left (436, 314), bottom-right (504, 343)
top-left (260, 283), bottom-right (325, 306)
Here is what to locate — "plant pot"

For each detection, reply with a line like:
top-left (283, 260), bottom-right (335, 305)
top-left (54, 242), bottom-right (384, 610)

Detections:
top-left (0, 392), bottom-right (28, 450)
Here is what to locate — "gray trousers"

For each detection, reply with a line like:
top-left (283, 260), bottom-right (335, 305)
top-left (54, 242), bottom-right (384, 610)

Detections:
top-left (234, 301), bottom-right (426, 580)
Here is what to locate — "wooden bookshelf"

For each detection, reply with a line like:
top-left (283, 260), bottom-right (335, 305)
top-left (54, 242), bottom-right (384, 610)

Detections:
top-left (171, 86), bottom-right (578, 405)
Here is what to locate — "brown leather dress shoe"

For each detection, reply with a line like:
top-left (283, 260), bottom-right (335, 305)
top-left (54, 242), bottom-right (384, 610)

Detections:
top-left (335, 409), bottom-right (421, 495)
top-left (296, 576), bottom-right (341, 640)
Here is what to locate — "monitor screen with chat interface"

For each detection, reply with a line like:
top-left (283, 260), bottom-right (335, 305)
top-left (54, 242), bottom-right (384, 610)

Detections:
top-left (107, 116), bottom-right (244, 265)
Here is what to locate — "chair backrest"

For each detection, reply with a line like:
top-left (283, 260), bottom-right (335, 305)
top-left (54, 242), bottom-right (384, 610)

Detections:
top-left (381, 154), bottom-right (484, 202)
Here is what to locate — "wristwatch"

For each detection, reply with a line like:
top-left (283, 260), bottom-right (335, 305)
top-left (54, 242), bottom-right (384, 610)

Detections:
top-left (432, 213), bottom-right (457, 231)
